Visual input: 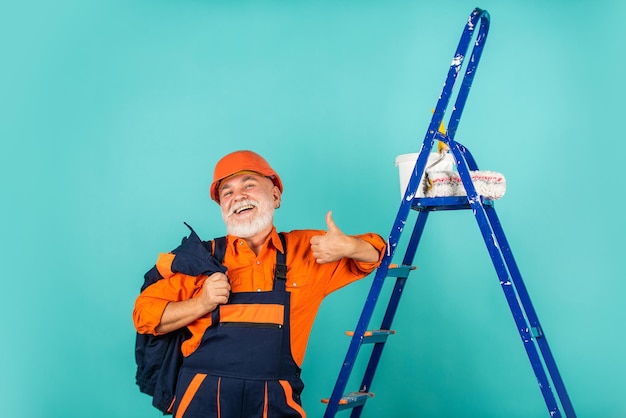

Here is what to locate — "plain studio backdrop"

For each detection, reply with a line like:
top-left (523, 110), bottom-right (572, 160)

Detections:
top-left (1, 1), bottom-right (624, 417)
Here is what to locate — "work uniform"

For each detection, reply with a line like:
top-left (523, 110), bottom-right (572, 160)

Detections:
top-left (134, 227), bottom-right (385, 417)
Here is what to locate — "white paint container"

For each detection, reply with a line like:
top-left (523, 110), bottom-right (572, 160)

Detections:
top-left (394, 152), bottom-right (455, 198)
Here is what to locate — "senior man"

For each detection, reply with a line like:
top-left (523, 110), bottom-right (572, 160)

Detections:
top-left (133, 150), bottom-right (385, 418)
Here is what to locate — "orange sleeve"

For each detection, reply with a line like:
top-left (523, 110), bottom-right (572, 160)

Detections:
top-left (350, 232), bottom-right (387, 273)
top-left (133, 271), bottom-right (204, 335)
top-left (321, 231), bottom-right (386, 295)
top-left (155, 252), bottom-right (176, 278)
top-left (281, 229), bottom-right (386, 296)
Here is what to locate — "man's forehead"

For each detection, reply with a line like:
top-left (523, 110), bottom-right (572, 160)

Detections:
top-left (219, 172), bottom-right (266, 189)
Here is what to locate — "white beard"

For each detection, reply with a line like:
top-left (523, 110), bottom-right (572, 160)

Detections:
top-left (222, 198), bottom-right (274, 238)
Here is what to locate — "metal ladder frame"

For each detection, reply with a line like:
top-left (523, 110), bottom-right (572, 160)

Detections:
top-left (322, 8), bottom-right (576, 418)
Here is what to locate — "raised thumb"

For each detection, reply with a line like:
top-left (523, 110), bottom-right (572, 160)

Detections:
top-left (325, 210), bottom-right (339, 233)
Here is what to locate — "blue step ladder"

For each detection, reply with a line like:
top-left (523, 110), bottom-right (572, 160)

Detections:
top-left (322, 8), bottom-right (576, 418)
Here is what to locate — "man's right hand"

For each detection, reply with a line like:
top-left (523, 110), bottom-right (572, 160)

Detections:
top-left (199, 272), bottom-right (231, 313)
top-left (155, 272), bottom-right (231, 334)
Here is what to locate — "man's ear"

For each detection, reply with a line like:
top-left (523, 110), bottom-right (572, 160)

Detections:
top-left (273, 186), bottom-right (282, 209)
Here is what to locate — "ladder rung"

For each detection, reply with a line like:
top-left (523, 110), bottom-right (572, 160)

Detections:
top-left (321, 392), bottom-right (375, 410)
top-left (387, 264), bottom-right (417, 278)
top-left (412, 196), bottom-right (494, 211)
top-left (345, 329), bottom-right (396, 344)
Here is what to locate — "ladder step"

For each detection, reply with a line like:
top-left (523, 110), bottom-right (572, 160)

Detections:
top-left (321, 392), bottom-right (375, 410)
top-left (345, 329), bottom-right (396, 344)
top-left (387, 264), bottom-right (417, 278)
top-left (412, 196), bottom-right (494, 211)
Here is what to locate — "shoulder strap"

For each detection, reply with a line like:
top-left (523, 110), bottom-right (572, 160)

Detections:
top-left (211, 236), bottom-right (227, 263)
top-left (274, 233), bottom-right (287, 290)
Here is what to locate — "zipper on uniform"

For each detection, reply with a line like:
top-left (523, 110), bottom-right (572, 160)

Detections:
top-left (219, 322), bottom-right (282, 329)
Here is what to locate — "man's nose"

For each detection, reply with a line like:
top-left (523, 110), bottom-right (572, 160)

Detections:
top-left (232, 187), bottom-right (248, 200)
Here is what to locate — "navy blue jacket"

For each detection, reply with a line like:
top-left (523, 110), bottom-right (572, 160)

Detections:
top-left (135, 224), bottom-right (226, 414)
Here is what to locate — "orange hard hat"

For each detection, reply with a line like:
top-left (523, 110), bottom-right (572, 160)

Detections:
top-left (210, 150), bottom-right (283, 203)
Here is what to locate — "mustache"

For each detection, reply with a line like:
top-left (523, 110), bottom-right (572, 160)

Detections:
top-left (227, 199), bottom-right (259, 216)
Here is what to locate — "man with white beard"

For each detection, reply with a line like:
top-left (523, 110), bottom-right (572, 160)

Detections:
top-left (134, 150), bottom-right (385, 418)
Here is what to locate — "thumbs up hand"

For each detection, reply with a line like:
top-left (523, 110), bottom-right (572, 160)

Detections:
top-left (310, 211), bottom-right (355, 264)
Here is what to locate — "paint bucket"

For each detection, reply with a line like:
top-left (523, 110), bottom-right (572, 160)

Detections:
top-left (394, 152), bottom-right (455, 198)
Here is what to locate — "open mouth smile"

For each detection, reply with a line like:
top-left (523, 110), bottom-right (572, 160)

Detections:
top-left (233, 204), bottom-right (255, 215)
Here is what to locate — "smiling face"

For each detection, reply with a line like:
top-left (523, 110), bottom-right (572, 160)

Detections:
top-left (219, 173), bottom-right (281, 240)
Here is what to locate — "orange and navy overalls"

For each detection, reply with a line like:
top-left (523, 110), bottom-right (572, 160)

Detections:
top-left (172, 233), bottom-right (305, 417)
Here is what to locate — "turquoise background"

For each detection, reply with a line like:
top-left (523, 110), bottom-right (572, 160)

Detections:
top-left (2, 0), bottom-right (624, 417)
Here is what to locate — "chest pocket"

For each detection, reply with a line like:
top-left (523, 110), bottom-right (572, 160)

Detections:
top-left (219, 303), bottom-right (285, 328)
top-left (283, 264), bottom-right (314, 294)
top-left (284, 275), bottom-right (317, 324)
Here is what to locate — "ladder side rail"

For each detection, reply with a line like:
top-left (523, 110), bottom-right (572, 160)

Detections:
top-left (473, 207), bottom-right (562, 417)
top-left (484, 206), bottom-right (577, 417)
top-left (400, 210), bottom-right (430, 268)
top-left (402, 6), bottom-right (481, 210)
top-left (349, 211), bottom-right (431, 418)
top-left (445, 9), bottom-right (490, 140)
top-left (450, 142), bottom-right (563, 417)
top-left (454, 140), bottom-right (480, 171)
top-left (411, 10), bottom-right (488, 205)
top-left (429, 8), bottom-right (486, 155)
top-left (323, 261), bottom-right (393, 418)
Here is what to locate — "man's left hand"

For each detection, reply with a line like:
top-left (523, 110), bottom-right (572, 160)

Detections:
top-left (310, 211), bottom-right (355, 264)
